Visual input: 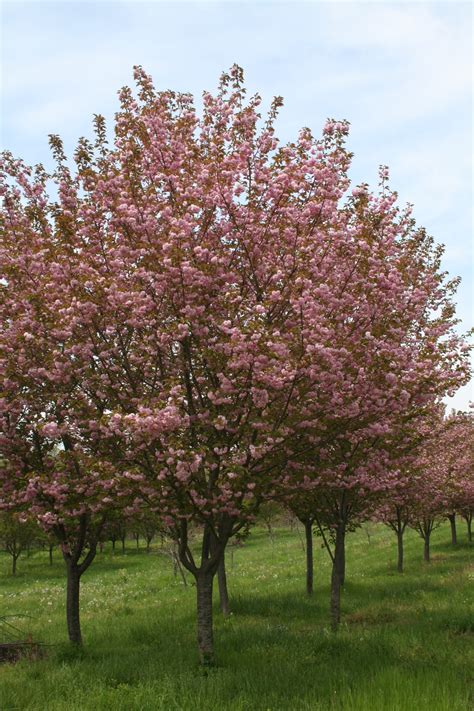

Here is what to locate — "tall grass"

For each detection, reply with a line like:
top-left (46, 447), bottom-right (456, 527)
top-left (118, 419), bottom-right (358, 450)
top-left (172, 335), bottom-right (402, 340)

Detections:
top-left (0, 522), bottom-right (472, 710)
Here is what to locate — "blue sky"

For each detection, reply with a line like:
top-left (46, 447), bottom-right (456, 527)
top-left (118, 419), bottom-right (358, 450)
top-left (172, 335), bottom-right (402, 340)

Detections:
top-left (2, 0), bottom-right (472, 409)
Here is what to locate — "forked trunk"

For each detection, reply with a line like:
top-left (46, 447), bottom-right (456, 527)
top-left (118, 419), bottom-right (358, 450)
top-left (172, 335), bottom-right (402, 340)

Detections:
top-left (217, 554), bottom-right (230, 617)
top-left (304, 519), bottom-right (314, 596)
top-left (178, 518), bottom-right (230, 666)
top-left (66, 563), bottom-right (82, 645)
top-left (330, 523), bottom-right (345, 630)
top-left (448, 514), bottom-right (457, 545)
top-left (196, 571), bottom-right (214, 666)
top-left (61, 525), bottom-right (100, 646)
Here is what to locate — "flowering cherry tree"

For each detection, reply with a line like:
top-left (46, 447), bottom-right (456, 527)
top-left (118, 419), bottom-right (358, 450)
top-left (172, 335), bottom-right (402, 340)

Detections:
top-left (377, 475), bottom-right (415, 574)
top-left (1, 65), bottom-right (470, 662)
top-left (375, 406), bottom-right (444, 572)
top-left (436, 410), bottom-right (474, 544)
top-left (376, 408), bottom-right (474, 571)
top-left (0, 512), bottom-right (37, 575)
top-left (0, 155), bottom-right (134, 644)
top-left (22, 67), bottom-right (360, 664)
top-left (281, 174), bottom-right (471, 626)
top-left (2, 66), bottom-right (348, 661)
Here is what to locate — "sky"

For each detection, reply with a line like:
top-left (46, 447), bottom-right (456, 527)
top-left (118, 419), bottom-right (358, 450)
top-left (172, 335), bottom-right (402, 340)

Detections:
top-left (1, 0), bottom-right (473, 410)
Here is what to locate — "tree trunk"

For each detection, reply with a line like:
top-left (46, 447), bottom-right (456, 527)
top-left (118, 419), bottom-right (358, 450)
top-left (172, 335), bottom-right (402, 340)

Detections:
top-left (121, 535), bottom-right (126, 554)
top-left (330, 524), bottom-right (345, 630)
top-left (339, 532), bottom-right (346, 587)
top-left (304, 519), bottom-right (314, 596)
top-left (217, 553), bottom-right (230, 617)
top-left (397, 529), bottom-right (404, 573)
top-left (448, 513), bottom-right (457, 545)
top-left (196, 571), bottom-right (215, 666)
top-left (12, 554), bottom-right (18, 576)
top-left (467, 515), bottom-right (472, 542)
top-left (49, 543), bottom-right (54, 566)
top-left (423, 533), bottom-right (430, 562)
top-left (66, 564), bottom-right (82, 645)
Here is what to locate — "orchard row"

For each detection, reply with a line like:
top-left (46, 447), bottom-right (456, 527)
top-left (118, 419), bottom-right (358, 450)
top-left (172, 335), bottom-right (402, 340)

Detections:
top-left (1, 66), bottom-right (472, 665)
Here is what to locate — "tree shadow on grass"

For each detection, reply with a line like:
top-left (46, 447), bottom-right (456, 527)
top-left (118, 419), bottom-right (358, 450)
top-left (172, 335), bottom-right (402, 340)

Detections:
top-left (222, 569), bottom-right (470, 643)
top-left (226, 572), bottom-right (443, 624)
top-left (30, 577), bottom-right (471, 711)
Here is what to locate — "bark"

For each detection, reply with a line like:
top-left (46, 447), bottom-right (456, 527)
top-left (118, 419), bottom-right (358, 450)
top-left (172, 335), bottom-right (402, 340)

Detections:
top-left (217, 553), bottom-right (230, 617)
top-left (177, 517), bottom-right (231, 665)
top-left (121, 535), bottom-right (126, 554)
top-left (304, 519), bottom-right (314, 596)
top-left (65, 563), bottom-right (82, 645)
top-left (339, 532), bottom-right (346, 587)
top-left (330, 523), bottom-right (345, 631)
top-left (62, 541), bottom-right (98, 645)
top-left (397, 530), bottom-right (404, 573)
top-left (448, 514), bottom-right (457, 546)
top-left (423, 533), bottom-right (431, 562)
top-left (58, 516), bottom-right (101, 646)
top-left (196, 571), bottom-right (214, 666)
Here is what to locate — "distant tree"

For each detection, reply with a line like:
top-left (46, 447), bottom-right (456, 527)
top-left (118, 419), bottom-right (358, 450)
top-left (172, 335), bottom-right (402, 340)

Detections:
top-left (437, 411), bottom-right (474, 545)
top-left (0, 513), bottom-right (36, 575)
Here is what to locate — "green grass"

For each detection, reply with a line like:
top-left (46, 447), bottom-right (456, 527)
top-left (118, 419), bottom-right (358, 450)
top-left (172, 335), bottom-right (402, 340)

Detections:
top-left (0, 522), bottom-right (472, 710)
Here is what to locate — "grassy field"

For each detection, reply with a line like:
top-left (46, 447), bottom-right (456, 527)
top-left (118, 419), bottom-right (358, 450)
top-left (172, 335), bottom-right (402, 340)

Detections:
top-left (0, 521), bottom-right (472, 710)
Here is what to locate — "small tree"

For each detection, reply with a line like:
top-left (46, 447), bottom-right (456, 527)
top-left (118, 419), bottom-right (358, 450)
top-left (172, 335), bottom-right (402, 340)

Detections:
top-left (0, 513), bottom-right (36, 575)
top-left (438, 411), bottom-right (474, 545)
